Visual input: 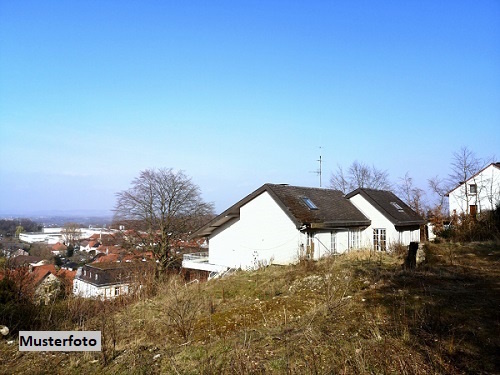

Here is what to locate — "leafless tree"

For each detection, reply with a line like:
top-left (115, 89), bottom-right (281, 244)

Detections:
top-left (61, 222), bottom-right (82, 246)
top-left (330, 160), bottom-right (391, 193)
top-left (448, 146), bottom-right (483, 187)
top-left (329, 165), bottom-right (349, 194)
top-left (428, 175), bottom-right (449, 214)
top-left (113, 168), bottom-right (214, 275)
top-left (447, 146), bottom-right (487, 215)
top-left (397, 172), bottom-right (425, 216)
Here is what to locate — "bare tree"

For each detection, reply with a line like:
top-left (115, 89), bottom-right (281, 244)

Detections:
top-left (397, 172), bottom-right (425, 216)
top-left (428, 175), bottom-right (449, 215)
top-left (449, 147), bottom-right (482, 189)
top-left (447, 146), bottom-right (485, 215)
top-left (329, 165), bottom-right (349, 194)
top-left (61, 222), bottom-right (82, 246)
top-left (113, 168), bottom-right (214, 275)
top-left (330, 160), bottom-right (391, 193)
top-left (448, 146), bottom-right (483, 186)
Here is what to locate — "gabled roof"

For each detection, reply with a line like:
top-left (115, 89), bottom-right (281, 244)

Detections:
top-left (31, 265), bottom-right (58, 286)
top-left (446, 162), bottom-right (500, 196)
top-left (52, 242), bottom-right (67, 251)
top-left (192, 183), bottom-right (370, 238)
top-left (76, 261), bottom-right (153, 287)
top-left (8, 255), bottom-right (44, 268)
top-left (345, 188), bottom-right (425, 227)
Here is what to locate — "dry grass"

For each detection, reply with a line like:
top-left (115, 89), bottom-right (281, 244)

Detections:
top-left (1, 241), bottom-right (499, 374)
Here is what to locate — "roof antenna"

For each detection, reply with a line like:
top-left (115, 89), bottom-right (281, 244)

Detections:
top-left (310, 147), bottom-right (322, 187)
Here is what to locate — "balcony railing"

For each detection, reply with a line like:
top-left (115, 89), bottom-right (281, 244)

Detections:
top-left (183, 252), bottom-right (209, 262)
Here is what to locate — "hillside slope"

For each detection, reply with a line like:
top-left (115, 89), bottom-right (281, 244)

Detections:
top-left (1, 241), bottom-right (499, 374)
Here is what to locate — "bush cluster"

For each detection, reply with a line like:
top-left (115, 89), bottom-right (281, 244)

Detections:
top-left (435, 205), bottom-right (500, 242)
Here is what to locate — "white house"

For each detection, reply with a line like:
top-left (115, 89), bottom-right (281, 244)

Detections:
top-left (345, 188), bottom-right (422, 249)
top-left (73, 261), bottom-right (151, 299)
top-left (447, 162), bottom-right (500, 216)
top-left (183, 184), bottom-right (424, 275)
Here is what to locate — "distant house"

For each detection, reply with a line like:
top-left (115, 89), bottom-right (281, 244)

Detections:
top-left (184, 184), bottom-right (424, 275)
top-left (73, 261), bottom-right (152, 299)
top-left (51, 242), bottom-right (67, 256)
top-left (447, 162), bottom-right (500, 216)
top-left (1, 248), bottom-right (29, 258)
top-left (31, 265), bottom-right (63, 305)
top-left (8, 255), bottom-right (46, 268)
top-left (79, 240), bottom-right (100, 253)
top-left (1, 264), bottom-right (76, 305)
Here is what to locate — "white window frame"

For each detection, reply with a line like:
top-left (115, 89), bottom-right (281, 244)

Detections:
top-left (373, 228), bottom-right (386, 251)
top-left (349, 229), bottom-right (360, 250)
top-left (330, 231), bottom-right (337, 254)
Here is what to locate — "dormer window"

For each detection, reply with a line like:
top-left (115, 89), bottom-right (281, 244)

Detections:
top-left (469, 184), bottom-right (477, 194)
top-left (302, 197), bottom-right (318, 210)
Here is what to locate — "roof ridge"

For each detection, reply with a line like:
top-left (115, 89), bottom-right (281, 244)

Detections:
top-left (266, 183), bottom-right (341, 193)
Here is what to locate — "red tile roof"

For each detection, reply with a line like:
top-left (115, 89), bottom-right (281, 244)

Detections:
top-left (52, 243), bottom-right (67, 251)
top-left (31, 265), bottom-right (58, 286)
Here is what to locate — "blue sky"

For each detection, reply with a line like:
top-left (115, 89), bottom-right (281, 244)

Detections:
top-left (1, 1), bottom-right (499, 216)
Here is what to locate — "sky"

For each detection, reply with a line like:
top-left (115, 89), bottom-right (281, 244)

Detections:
top-left (0, 0), bottom-right (499, 216)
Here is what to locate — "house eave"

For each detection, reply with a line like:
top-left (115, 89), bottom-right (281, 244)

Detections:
top-left (75, 277), bottom-right (130, 288)
top-left (395, 220), bottom-right (426, 228)
top-left (310, 220), bottom-right (371, 229)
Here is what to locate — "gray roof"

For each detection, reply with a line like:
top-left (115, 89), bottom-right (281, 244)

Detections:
top-left (345, 188), bottom-right (425, 227)
top-left (192, 184), bottom-right (371, 238)
top-left (76, 261), bottom-right (152, 287)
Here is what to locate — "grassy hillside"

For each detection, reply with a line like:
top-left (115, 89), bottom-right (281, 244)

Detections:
top-left (1, 241), bottom-right (499, 374)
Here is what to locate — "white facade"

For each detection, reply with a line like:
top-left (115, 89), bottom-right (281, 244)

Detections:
top-left (185, 185), bottom-right (424, 274)
top-left (19, 227), bottom-right (115, 244)
top-left (19, 232), bottom-right (50, 243)
top-left (208, 192), bottom-right (303, 270)
top-left (310, 230), bottom-right (352, 257)
top-left (448, 163), bottom-right (500, 216)
top-left (73, 277), bottom-right (129, 299)
top-left (349, 195), bottom-right (420, 248)
top-left (196, 192), bottom-right (363, 271)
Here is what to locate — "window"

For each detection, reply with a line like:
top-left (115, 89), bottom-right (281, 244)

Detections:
top-left (330, 231), bottom-right (337, 254)
top-left (302, 197), bottom-right (318, 210)
top-left (306, 232), bottom-right (315, 258)
top-left (95, 274), bottom-right (98, 281)
top-left (390, 202), bottom-right (404, 212)
top-left (114, 287), bottom-right (120, 296)
top-left (373, 229), bottom-right (386, 251)
top-left (469, 184), bottom-right (477, 194)
top-left (349, 229), bottom-right (360, 250)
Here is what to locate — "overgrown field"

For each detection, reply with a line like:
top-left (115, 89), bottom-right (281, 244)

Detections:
top-left (1, 241), bottom-right (499, 374)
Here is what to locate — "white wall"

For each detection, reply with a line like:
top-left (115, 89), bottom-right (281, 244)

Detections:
top-left (349, 194), bottom-right (419, 247)
top-left (208, 191), bottom-right (302, 269)
top-left (449, 164), bottom-right (500, 215)
top-left (73, 278), bottom-right (129, 299)
top-left (312, 230), bottom-right (351, 257)
top-left (19, 233), bottom-right (49, 243)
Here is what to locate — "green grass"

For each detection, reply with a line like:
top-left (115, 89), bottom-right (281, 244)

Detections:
top-left (1, 241), bottom-right (499, 374)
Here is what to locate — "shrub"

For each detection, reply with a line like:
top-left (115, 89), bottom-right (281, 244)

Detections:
top-left (387, 242), bottom-right (407, 258)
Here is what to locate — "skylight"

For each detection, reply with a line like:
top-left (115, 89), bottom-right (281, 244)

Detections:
top-left (302, 197), bottom-right (318, 210)
top-left (390, 202), bottom-right (404, 212)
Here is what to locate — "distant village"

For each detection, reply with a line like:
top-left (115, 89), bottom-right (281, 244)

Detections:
top-left (0, 225), bottom-right (206, 304)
